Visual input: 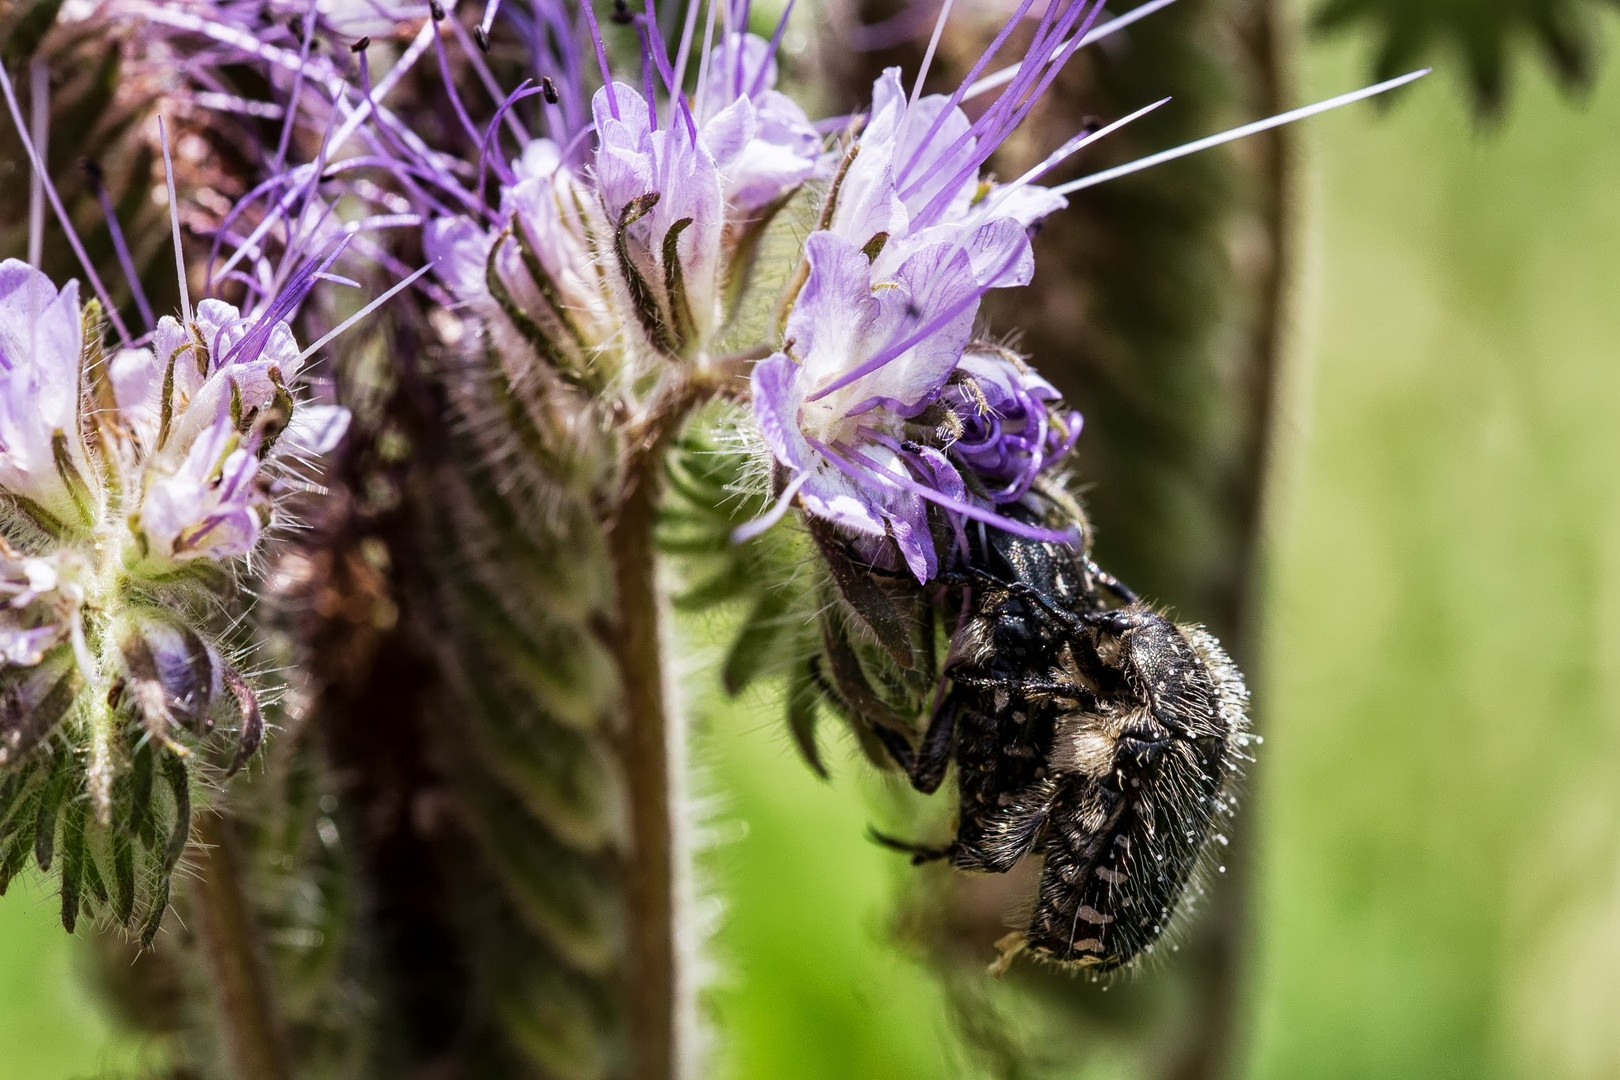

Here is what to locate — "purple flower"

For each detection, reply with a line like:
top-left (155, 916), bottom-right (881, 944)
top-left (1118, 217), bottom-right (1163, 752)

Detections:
top-left (109, 297), bottom-right (306, 456)
top-left (592, 81), bottom-right (727, 351)
top-left (751, 232), bottom-right (984, 581)
top-left (0, 541), bottom-right (86, 668)
top-left (137, 404), bottom-right (266, 566)
top-left (426, 138), bottom-right (619, 362)
top-left (695, 33), bottom-right (824, 216)
top-left (0, 260), bottom-right (91, 523)
top-left (829, 69), bottom-right (1066, 289)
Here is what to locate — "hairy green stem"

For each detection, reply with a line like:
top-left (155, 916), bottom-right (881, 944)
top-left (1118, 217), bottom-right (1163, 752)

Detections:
top-left (189, 810), bottom-right (291, 1080)
top-left (608, 379), bottom-right (707, 1080)
top-left (610, 459), bottom-right (679, 1080)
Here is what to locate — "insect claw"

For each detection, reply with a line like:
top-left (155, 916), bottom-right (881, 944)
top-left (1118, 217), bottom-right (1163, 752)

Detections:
top-left (988, 932), bottom-right (1027, 979)
top-left (866, 826), bottom-right (952, 864)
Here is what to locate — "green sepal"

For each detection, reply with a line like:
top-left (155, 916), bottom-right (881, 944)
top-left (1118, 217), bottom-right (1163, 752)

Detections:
top-left (112, 828), bottom-right (135, 924)
top-left (81, 846), bottom-right (108, 905)
top-left (614, 193), bottom-right (677, 354)
top-left (806, 517), bottom-right (916, 669)
top-left (513, 216), bottom-right (590, 353)
top-left (787, 662), bottom-right (828, 780)
top-left (0, 652), bottom-right (80, 768)
top-left (817, 610), bottom-right (912, 734)
top-left (672, 564), bottom-right (750, 611)
top-left (486, 230), bottom-right (585, 391)
top-left (33, 753), bottom-right (71, 872)
top-left (0, 491), bottom-right (69, 540)
top-left (51, 430), bottom-right (96, 529)
top-left (0, 835), bottom-right (30, 896)
top-left (59, 799), bottom-right (85, 933)
top-left (159, 752), bottom-right (190, 878)
top-left (660, 217), bottom-right (697, 352)
top-left (130, 738), bottom-right (155, 848)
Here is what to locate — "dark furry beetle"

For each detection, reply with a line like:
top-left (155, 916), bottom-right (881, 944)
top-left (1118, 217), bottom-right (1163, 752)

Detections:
top-left (865, 508), bottom-right (1251, 972)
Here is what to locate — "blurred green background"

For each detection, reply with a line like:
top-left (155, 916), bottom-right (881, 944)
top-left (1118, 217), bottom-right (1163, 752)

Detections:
top-left (7, 9), bottom-right (1620, 1080)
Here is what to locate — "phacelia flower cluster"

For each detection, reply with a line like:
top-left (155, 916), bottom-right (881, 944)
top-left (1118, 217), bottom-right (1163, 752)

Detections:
top-left (265, 0), bottom-right (1419, 584)
top-left (382, 0), bottom-right (1099, 581)
top-left (0, 255), bottom-right (344, 938)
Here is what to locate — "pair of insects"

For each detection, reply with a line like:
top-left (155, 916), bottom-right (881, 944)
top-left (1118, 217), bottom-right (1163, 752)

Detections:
top-left (821, 500), bottom-right (1251, 973)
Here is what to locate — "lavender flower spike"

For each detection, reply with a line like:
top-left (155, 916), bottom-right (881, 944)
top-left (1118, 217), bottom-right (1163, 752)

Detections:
top-left (0, 259), bottom-right (93, 528)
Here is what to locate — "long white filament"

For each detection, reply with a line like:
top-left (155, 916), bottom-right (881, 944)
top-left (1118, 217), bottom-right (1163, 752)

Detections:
top-left (26, 59), bottom-right (47, 269)
top-left (911, 0), bottom-right (958, 108)
top-left (293, 265), bottom-right (431, 367)
top-left (159, 116), bottom-right (192, 324)
top-left (1054, 69), bottom-right (1429, 196)
top-left (963, 0), bottom-right (1182, 103)
top-left (980, 96), bottom-right (1169, 219)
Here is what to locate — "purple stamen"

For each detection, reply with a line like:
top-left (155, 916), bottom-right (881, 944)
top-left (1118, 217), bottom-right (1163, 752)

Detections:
top-left (636, 16), bottom-right (661, 131)
top-left (747, 0), bottom-right (797, 99)
top-left (82, 160), bottom-right (156, 330)
top-left (818, 438), bottom-right (1079, 546)
top-left (430, 12), bottom-right (486, 148)
top-left (272, 0), bottom-right (320, 173)
top-left (478, 82), bottom-right (549, 197)
top-left (730, 470), bottom-right (812, 544)
top-left (0, 62), bottom-right (132, 346)
top-left (892, 0), bottom-right (1043, 182)
top-left (672, 0), bottom-right (704, 96)
top-left (909, 5), bottom-right (1104, 230)
top-left (580, 0), bottom-right (621, 120)
top-left (446, 15), bottom-right (532, 146)
top-left (897, 0), bottom-right (1097, 202)
top-left (807, 241), bottom-right (1024, 404)
top-left (26, 59), bottom-right (46, 269)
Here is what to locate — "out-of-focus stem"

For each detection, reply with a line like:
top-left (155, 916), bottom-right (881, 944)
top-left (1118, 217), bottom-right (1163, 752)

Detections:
top-left (608, 378), bottom-right (704, 1080)
top-left (1162, 3), bottom-right (1297, 1079)
top-left (189, 810), bottom-right (291, 1080)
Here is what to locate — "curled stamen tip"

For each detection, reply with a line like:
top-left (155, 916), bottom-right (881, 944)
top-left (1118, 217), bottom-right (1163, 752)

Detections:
top-left (474, 26), bottom-right (491, 51)
top-left (350, 36), bottom-right (371, 53)
top-left (429, 1), bottom-right (445, 20)
top-left (542, 76), bottom-right (560, 105)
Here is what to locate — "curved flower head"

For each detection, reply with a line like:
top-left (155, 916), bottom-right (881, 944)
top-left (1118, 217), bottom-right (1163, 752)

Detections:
top-left (944, 348), bottom-right (1082, 503)
top-left (0, 260), bottom-right (92, 526)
